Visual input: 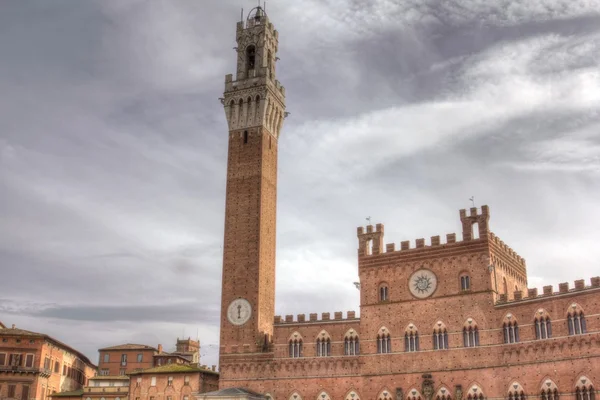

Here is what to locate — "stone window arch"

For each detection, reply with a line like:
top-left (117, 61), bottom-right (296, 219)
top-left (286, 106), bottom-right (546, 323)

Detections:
top-left (463, 319), bottom-right (480, 347)
top-left (436, 387), bottom-right (452, 400)
top-left (466, 385), bottom-right (484, 400)
top-left (407, 388), bottom-right (423, 400)
top-left (288, 332), bottom-right (303, 358)
top-left (460, 272), bottom-right (471, 291)
top-left (246, 45), bottom-right (256, 72)
top-left (502, 313), bottom-right (519, 344)
top-left (540, 379), bottom-right (559, 400)
top-left (317, 391), bottom-right (331, 400)
top-left (534, 308), bottom-right (552, 339)
top-left (377, 389), bottom-right (394, 400)
top-left (344, 329), bottom-right (359, 356)
top-left (315, 330), bottom-right (331, 357)
top-left (575, 376), bottom-right (595, 400)
top-left (288, 392), bottom-right (302, 400)
top-left (376, 326), bottom-right (392, 354)
top-left (264, 394), bottom-right (274, 400)
top-left (404, 324), bottom-right (419, 352)
top-left (567, 303), bottom-right (587, 335)
top-left (507, 382), bottom-right (525, 400)
top-left (379, 282), bottom-right (389, 302)
top-left (345, 390), bottom-right (361, 400)
top-left (433, 321), bottom-right (449, 350)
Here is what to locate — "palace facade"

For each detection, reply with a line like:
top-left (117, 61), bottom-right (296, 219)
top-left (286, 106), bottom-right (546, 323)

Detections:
top-left (213, 6), bottom-right (600, 400)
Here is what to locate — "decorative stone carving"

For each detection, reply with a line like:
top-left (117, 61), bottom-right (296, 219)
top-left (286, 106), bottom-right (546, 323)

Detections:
top-left (396, 388), bottom-right (403, 400)
top-left (455, 385), bottom-right (463, 400)
top-left (422, 374), bottom-right (434, 400)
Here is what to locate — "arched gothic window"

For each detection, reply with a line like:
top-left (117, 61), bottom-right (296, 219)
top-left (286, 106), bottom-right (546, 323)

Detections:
top-left (345, 391), bottom-right (361, 400)
top-left (317, 391), bottom-right (331, 400)
top-left (404, 325), bottom-right (419, 352)
top-left (567, 305), bottom-right (587, 335)
top-left (344, 329), bottom-right (359, 356)
top-left (315, 331), bottom-right (331, 357)
top-left (407, 388), bottom-right (422, 400)
top-left (463, 321), bottom-right (480, 347)
top-left (575, 376), bottom-right (595, 400)
top-left (466, 385), bottom-right (484, 400)
top-left (378, 389), bottom-right (393, 400)
top-left (534, 310), bottom-right (552, 339)
top-left (540, 379), bottom-right (559, 400)
top-left (377, 327), bottom-right (392, 354)
top-left (507, 382), bottom-right (526, 400)
top-left (436, 387), bottom-right (451, 400)
top-left (503, 315), bottom-right (519, 344)
top-left (288, 333), bottom-right (303, 358)
top-left (460, 274), bottom-right (471, 291)
top-left (379, 283), bottom-right (389, 302)
top-left (246, 45), bottom-right (256, 72)
top-left (433, 322), bottom-right (449, 350)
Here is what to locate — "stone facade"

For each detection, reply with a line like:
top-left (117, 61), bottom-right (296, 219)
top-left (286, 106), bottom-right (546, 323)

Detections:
top-left (216, 7), bottom-right (600, 400)
top-left (0, 324), bottom-right (97, 400)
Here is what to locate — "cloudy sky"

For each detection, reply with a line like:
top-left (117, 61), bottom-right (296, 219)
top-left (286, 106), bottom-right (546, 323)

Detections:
top-left (1, 0), bottom-right (599, 367)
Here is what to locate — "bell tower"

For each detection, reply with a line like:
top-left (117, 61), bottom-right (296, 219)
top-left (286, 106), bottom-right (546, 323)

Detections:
top-left (219, 5), bottom-right (286, 361)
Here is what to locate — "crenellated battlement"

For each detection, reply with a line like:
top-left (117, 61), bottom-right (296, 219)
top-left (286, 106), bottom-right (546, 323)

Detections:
top-left (274, 311), bottom-right (358, 325)
top-left (489, 232), bottom-right (526, 267)
top-left (496, 277), bottom-right (600, 305)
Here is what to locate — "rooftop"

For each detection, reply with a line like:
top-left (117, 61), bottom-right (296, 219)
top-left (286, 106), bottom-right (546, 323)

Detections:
top-left (0, 325), bottom-right (95, 366)
top-left (98, 343), bottom-right (157, 351)
top-left (129, 364), bottom-right (218, 375)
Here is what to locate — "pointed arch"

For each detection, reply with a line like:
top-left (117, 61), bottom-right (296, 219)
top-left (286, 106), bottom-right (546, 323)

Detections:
top-left (575, 376), bottom-right (595, 400)
top-left (377, 388), bottom-right (394, 400)
top-left (288, 392), bottom-right (302, 400)
top-left (463, 318), bottom-right (480, 347)
top-left (433, 321), bottom-right (449, 350)
top-left (288, 332), bottom-right (303, 358)
top-left (377, 326), bottom-right (392, 354)
top-left (316, 330), bottom-right (331, 357)
top-left (344, 328), bottom-right (359, 356)
top-left (507, 382), bottom-right (526, 400)
top-left (466, 384), bottom-right (484, 400)
top-left (316, 391), bottom-right (331, 400)
top-left (407, 388), bottom-right (423, 400)
top-left (502, 313), bottom-right (520, 344)
top-left (344, 390), bottom-right (361, 400)
top-left (404, 323), bottom-right (419, 352)
top-left (567, 303), bottom-right (587, 335)
top-left (534, 308), bottom-right (552, 340)
top-left (540, 378), bottom-right (559, 400)
top-left (436, 386), bottom-right (452, 400)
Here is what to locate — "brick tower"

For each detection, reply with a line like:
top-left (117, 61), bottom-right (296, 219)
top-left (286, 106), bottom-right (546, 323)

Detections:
top-left (219, 5), bottom-right (286, 364)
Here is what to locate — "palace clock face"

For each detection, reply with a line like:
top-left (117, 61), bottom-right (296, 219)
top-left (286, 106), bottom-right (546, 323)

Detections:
top-left (409, 269), bottom-right (438, 299)
top-left (227, 298), bottom-right (252, 326)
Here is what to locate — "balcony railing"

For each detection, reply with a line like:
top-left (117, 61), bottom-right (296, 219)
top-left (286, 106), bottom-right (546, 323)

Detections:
top-left (0, 366), bottom-right (51, 377)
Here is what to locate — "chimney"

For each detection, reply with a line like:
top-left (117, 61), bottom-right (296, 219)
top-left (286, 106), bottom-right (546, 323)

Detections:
top-left (12, 324), bottom-right (16, 329)
top-left (211, 365), bottom-right (216, 371)
top-left (158, 344), bottom-right (163, 354)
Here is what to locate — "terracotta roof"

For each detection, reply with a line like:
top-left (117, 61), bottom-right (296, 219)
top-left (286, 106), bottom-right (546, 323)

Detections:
top-left (98, 343), bottom-right (157, 351)
top-left (49, 389), bottom-right (84, 398)
top-left (128, 364), bottom-right (218, 375)
top-left (0, 327), bottom-right (95, 367)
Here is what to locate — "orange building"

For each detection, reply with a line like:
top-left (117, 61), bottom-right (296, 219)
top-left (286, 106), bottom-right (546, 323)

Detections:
top-left (128, 364), bottom-right (218, 400)
top-left (0, 323), bottom-right (96, 400)
top-left (97, 344), bottom-right (158, 376)
top-left (209, 6), bottom-right (600, 400)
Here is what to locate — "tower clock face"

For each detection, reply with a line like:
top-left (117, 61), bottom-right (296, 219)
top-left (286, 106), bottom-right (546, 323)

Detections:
top-left (409, 269), bottom-right (438, 299)
top-left (227, 298), bottom-right (252, 326)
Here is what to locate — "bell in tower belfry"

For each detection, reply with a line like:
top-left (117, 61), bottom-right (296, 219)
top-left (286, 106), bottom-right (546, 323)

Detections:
top-left (218, 5), bottom-right (286, 364)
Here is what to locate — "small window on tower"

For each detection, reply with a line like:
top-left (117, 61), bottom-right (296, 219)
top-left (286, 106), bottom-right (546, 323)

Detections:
top-left (244, 131), bottom-right (248, 144)
top-left (246, 46), bottom-right (256, 71)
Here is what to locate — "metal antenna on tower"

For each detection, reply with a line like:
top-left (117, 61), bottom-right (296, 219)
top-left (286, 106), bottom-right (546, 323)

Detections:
top-left (469, 196), bottom-right (476, 208)
top-left (366, 216), bottom-right (372, 225)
